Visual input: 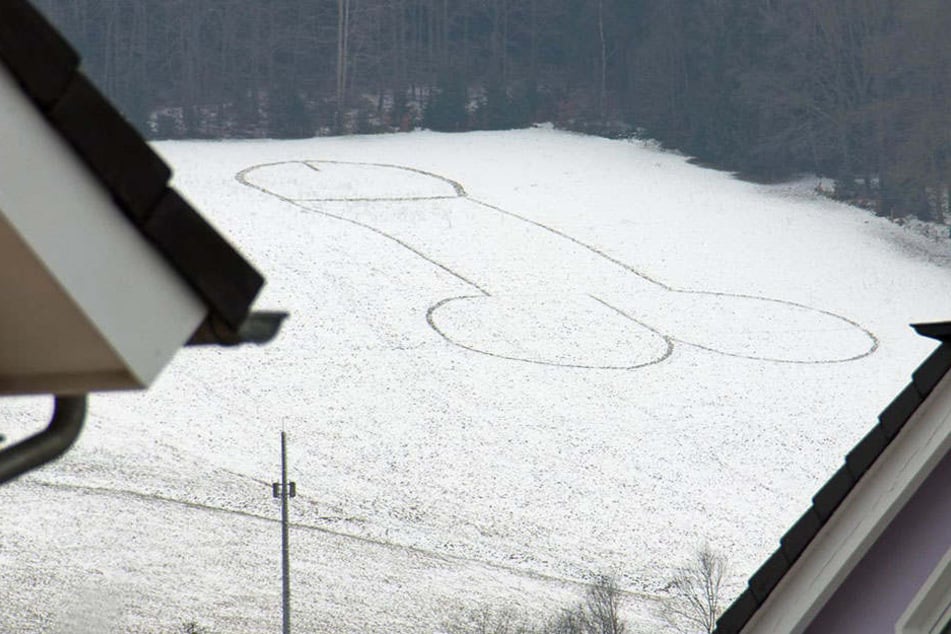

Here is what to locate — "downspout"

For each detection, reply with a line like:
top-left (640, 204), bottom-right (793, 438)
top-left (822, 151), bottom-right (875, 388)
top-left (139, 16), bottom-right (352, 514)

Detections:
top-left (0, 394), bottom-right (87, 484)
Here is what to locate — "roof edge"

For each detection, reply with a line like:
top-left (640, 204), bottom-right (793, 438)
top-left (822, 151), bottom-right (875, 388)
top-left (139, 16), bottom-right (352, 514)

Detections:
top-left (714, 330), bottom-right (951, 633)
top-left (912, 321), bottom-right (951, 342)
top-left (0, 2), bottom-right (266, 329)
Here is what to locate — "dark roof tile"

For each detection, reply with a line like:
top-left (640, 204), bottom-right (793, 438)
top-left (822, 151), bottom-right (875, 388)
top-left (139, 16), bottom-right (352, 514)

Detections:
top-left (713, 590), bottom-right (759, 634)
top-left (748, 550), bottom-right (789, 603)
top-left (912, 321), bottom-right (951, 342)
top-left (879, 383), bottom-right (923, 440)
top-left (845, 426), bottom-right (887, 481)
top-left (48, 74), bottom-right (171, 221)
top-left (811, 466), bottom-right (855, 522)
top-left (145, 189), bottom-right (264, 329)
top-left (912, 343), bottom-right (951, 396)
top-left (0, 0), bottom-right (78, 109)
top-left (779, 508), bottom-right (822, 565)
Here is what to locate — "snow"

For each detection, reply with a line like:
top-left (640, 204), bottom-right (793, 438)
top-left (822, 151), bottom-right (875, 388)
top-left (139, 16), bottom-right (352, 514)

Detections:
top-left (2, 127), bottom-right (951, 633)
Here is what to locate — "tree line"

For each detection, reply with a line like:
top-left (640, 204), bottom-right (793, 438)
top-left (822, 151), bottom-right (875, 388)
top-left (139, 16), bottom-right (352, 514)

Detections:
top-left (34, 0), bottom-right (949, 220)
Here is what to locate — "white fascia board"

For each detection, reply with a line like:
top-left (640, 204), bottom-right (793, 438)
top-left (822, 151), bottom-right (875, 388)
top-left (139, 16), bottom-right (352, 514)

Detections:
top-left (0, 62), bottom-right (205, 392)
top-left (742, 374), bottom-right (951, 633)
top-left (897, 545), bottom-right (951, 634)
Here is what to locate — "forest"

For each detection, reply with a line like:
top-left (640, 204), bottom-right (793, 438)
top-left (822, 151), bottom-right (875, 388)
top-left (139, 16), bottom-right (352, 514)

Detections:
top-left (33, 0), bottom-right (950, 221)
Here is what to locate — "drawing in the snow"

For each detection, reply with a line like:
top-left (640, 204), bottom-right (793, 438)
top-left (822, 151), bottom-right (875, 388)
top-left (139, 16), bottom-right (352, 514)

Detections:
top-left (3, 127), bottom-right (951, 633)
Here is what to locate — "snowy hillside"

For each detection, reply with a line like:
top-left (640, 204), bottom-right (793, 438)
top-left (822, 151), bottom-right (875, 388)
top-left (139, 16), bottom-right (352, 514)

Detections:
top-left (2, 127), bottom-right (951, 633)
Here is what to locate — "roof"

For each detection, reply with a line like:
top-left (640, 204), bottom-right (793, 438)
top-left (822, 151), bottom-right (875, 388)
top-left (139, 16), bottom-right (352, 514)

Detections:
top-left (713, 321), bottom-right (951, 633)
top-left (0, 0), bottom-right (263, 332)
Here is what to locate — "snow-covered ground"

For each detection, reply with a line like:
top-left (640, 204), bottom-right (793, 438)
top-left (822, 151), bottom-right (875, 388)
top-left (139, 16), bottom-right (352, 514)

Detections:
top-left (2, 127), bottom-right (951, 633)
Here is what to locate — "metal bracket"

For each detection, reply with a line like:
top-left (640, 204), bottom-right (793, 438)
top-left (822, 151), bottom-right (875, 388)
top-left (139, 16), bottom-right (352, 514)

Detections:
top-left (187, 311), bottom-right (288, 347)
top-left (0, 394), bottom-right (87, 485)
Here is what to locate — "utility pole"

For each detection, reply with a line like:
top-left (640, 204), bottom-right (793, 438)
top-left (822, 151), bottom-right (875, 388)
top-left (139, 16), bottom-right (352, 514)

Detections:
top-left (272, 431), bottom-right (296, 634)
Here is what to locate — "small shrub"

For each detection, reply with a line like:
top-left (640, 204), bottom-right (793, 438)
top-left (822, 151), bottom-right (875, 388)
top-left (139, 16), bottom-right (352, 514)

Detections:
top-left (549, 574), bottom-right (625, 634)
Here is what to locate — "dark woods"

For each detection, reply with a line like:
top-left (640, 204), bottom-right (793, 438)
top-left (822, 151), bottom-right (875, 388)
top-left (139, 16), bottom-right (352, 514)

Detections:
top-left (34, 0), bottom-right (949, 220)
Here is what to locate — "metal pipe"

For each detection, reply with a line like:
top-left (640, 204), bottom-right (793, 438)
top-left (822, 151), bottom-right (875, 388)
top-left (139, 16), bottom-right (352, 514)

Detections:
top-left (0, 394), bottom-right (87, 485)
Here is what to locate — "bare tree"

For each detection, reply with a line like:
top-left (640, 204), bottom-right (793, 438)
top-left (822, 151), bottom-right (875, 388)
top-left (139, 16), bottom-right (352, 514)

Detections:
top-left (548, 574), bottom-right (626, 634)
top-left (660, 545), bottom-right (728, 634)
top-left (596, 0), bottom-right (608, 122)
top-left (582, 574), bottom-right (626, 634)
top-left (336, 0), bottom-right (353, 131)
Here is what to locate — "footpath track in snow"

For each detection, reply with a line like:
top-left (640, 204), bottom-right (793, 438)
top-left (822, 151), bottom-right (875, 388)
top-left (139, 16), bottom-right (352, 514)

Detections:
top-left (24, 477), bottom-right (665, 603)
top-left (237, 160), bottom-right (878, 368)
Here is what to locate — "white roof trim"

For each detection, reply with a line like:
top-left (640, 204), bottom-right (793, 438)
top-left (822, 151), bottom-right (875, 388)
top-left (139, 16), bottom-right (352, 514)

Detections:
top-left (896, 545), bottom-right (951, 634)
top-left (0, 60), bottom-right (205, 392)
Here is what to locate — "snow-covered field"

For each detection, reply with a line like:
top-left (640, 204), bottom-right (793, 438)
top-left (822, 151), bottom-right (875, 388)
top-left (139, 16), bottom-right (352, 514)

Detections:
top-left (2, 127), bottom-right (951, 633)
